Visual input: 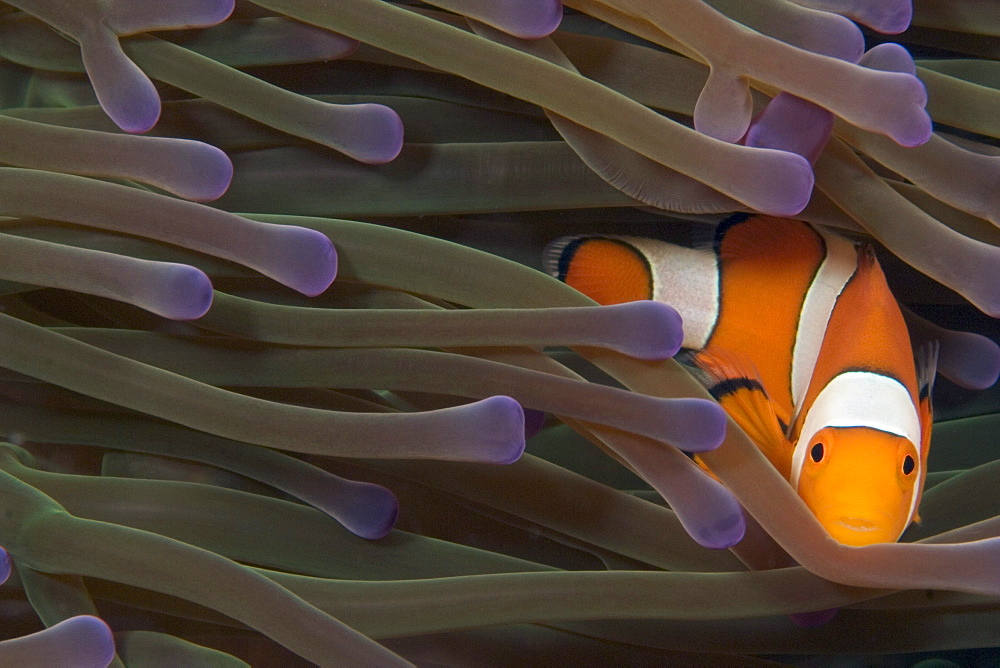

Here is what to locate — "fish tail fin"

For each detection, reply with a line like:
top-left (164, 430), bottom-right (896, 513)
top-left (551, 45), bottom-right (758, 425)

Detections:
top-left (713, 215), bottom-right (824, 263)
top-left (543, 235), bottom-right (653, 305)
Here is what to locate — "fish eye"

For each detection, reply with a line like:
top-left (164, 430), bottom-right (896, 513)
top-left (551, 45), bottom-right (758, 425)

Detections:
top-left (902, 455), bottom-right (915, 475)
top-left (810, 442), bottom-right (824, 463)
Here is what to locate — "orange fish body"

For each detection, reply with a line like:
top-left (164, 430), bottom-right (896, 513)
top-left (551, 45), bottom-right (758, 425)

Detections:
top-left (545, 215), bottom-right (935, 546)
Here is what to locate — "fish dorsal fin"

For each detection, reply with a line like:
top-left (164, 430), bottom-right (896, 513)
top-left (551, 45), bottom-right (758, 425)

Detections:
top-left (543, 235), bottom-right (652, 305)
top-left (690, 349), bottom-right (794, 480)
top-left (714, 215), bottom-right (814, 263)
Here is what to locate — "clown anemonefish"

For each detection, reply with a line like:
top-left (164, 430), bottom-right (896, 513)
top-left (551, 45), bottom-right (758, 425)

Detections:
top-left (544, 215), bottom-right (937, 546)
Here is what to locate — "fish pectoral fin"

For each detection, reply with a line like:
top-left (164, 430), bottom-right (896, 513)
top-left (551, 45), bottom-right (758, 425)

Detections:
top-left (691, 349), bottom-right (794, 479)
top-left (916, 340), bottom-right (938, 457)
top-left (915, 340), bottom-right (939, 411)
top-left (911, 341), bottom-right (938, 521)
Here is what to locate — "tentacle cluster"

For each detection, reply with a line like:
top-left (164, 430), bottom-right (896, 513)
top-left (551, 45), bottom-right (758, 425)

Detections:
top-left (0, 1), bottom-right (996, 665)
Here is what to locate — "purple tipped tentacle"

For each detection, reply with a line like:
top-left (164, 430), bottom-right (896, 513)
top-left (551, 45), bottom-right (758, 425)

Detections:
top-left (331, 103), bottom-right (405, 165)
top-left (936, 331), bottom-right (1000, 391)
top-left (319, 479), bottom-right (400, 541)
top-left (245, 447), bottom-right (400, 539)
top-left (860, 42), bottom-right (917, 76)
top-left (108, 0), bottom-right (236, 34)
top-left (537, 380), bottom-right (727, 450)
top-left (250, 224), bottom-right (338, 297)
top-left (144, 139), bottom-right (233, 202)
top-left (79, 31), bottom-right (160, 133)
top-left (4, 0), bottom-right (235, 133)
top-left (861, 0), bottom-right (913, 34)
top-left (722, 0), bottom-right (864, 63)
top-left (0, 118), bottom-right (232, 202)
top-left (274, 20), bottom-right (359, 61)
top-left (663, 468), bottom-right (746, 549)
top-left (144, 263), bottom-right (215, 321)
top-left (857, 50), bottom-right (930, 147)
top-left (55, 0), bottom-right (239, 134)
top-left (442, 396), bottom-right (525, 464)
top-left (881, 81), bottom-right (931, 148)
top-left (0, 615), bottom-right (116, 668)
top-left (903, 307), bottom-right (1000, 390)
top-left (694, 69), bottom-right (753, 143)
top-left (459, 0), bottom-right (564, 39)
top-left (270, 98), bottom-right (403, 164)
top-left (789, 0), bottom-right (912, 34)
top-left (0, 546), bottom-right (9, 585)
top-left (884, 82), bottom-right (931, 148)
top-left (103, 258), bottom-right (214, 321)
top-left (121, 37), bottom-right (403, 165)
top-left (0, 233), bottom-right (214, 321)
top-left (78, 253), bottom-right (214, 321)
top-left (744, 93), bottom-right (834, 165)
top-left (797, 9), bottom-right (865, 62)
top-left (601, 301), bottom-right (685, 360)
top-left (613, 436), bottom-right (746, 549)
top-left (650, 398), bottom-right (728, 453)
top-left (350, 397), bottom-right (525, 464)
top-left (0, 169), bottom-right (338, 298)
top-left (728, 147), bottom-right (815, 216)
top-left (502, 0), bottom-right (564, 39)
top-left (260, 448), bottom-right (400, 539)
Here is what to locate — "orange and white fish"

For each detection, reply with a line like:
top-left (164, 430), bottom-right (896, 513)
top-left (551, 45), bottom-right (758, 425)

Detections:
top-left (545, 215), bottom-right (936, 546)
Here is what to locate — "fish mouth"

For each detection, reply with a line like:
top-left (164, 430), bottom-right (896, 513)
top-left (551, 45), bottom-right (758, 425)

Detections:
top-left (815, 505), bottom-right (902, 545)
top-left (835, 517), bottom-right (880, 532)
top-left (822, 514), bottom-right (898, 546)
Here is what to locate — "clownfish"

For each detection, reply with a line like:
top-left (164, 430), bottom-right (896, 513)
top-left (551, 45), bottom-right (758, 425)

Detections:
top-left (544, 215), bottom-right (937, 546)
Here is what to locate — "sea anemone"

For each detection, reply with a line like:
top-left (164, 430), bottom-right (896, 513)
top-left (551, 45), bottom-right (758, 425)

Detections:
top-left (0, 0), bottom-right (997, 665)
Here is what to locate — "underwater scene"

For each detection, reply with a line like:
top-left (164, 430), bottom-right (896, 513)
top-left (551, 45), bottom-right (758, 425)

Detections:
top-left (0, 0), bottom-right (997, 666)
